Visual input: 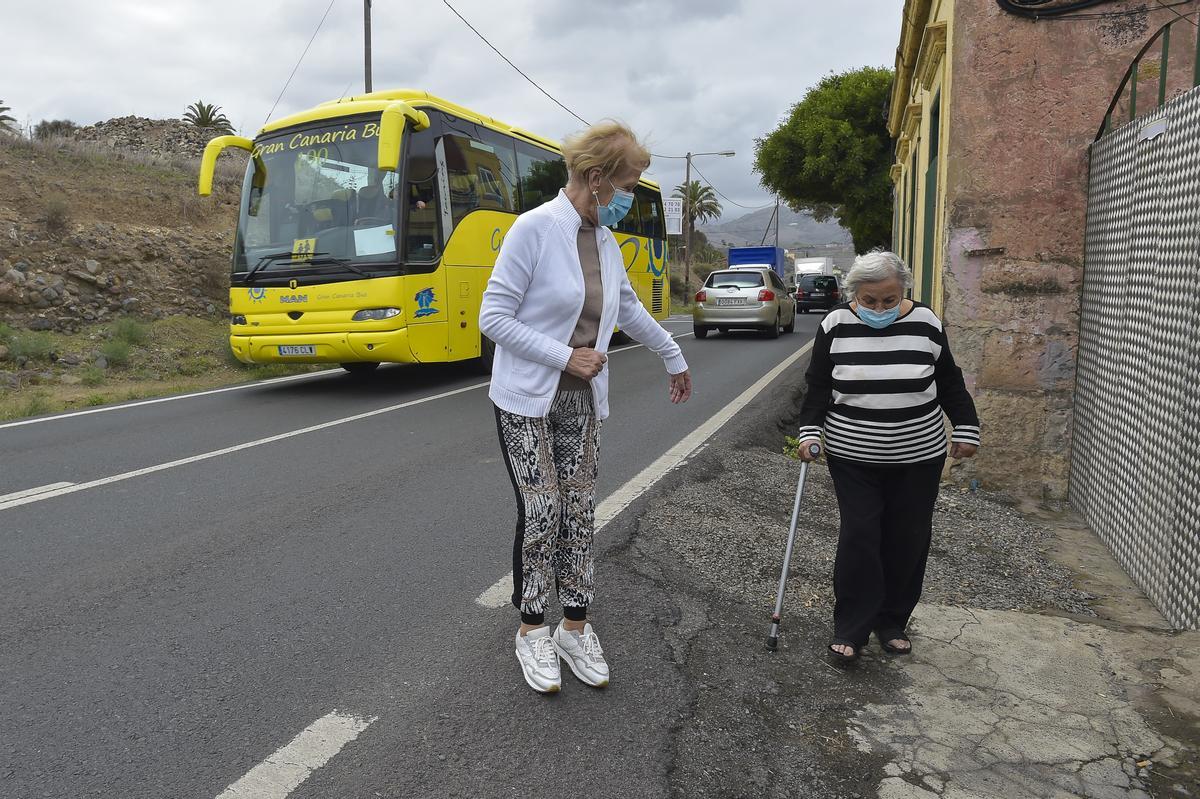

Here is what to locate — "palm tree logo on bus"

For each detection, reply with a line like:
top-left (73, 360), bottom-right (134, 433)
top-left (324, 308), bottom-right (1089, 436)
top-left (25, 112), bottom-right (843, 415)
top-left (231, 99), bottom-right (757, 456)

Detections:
top-left (414, 288), bottom-right (439, 317)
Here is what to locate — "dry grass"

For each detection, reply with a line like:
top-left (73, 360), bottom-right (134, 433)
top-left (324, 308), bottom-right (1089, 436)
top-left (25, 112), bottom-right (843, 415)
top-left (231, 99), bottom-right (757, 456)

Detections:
top-left (0, 316), bottom-right (320, 421)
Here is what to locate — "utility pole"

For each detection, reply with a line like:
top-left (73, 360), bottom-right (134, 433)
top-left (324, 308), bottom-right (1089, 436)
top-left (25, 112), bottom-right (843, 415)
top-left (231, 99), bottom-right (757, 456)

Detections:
top-left (684, 152), bottom-right (692, 297)
top-left (364, 0), bottom-right (373, 93)
top-left (774, 196), bottom-right (780, 249)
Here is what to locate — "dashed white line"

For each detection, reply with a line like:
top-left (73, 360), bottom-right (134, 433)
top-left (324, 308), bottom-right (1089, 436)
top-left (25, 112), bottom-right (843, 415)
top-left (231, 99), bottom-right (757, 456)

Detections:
top-left (474, 339), bottom-right (815, 608)
top-left (0, 333), bottom-right (693, 512)
top-left (0, 482), bottom-right (75, 503)
top-left (213, 711), bottom-right (376, 799)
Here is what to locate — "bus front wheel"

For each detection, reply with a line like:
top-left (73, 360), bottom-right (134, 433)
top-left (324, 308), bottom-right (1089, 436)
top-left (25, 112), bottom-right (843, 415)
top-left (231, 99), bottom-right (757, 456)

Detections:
top-left (341, 362), bottom-right (380, 374)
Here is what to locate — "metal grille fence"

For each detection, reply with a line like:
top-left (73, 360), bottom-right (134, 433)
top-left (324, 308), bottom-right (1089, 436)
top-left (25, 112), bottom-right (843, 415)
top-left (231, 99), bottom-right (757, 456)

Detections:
top-left (1073, 85), bottom-right (1200, 629)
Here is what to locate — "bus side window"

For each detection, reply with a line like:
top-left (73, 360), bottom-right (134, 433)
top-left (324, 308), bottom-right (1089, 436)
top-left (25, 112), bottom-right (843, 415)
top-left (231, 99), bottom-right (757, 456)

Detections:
top-left (613, 189), bottom-right (641, 236)
top-left (402, 126), bottom-right (441, 263)
top-left (441, 132), bottom-right (517, 229)
top-left (516, 142), bottom-right (567, 212)
top-left (635, 187), bottom-right (663, 240)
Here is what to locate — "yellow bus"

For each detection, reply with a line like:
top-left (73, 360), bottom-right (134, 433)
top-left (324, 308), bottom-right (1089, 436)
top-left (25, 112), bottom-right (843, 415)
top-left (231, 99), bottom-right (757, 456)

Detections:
top-left (197, 89), bottom-right (670, 373)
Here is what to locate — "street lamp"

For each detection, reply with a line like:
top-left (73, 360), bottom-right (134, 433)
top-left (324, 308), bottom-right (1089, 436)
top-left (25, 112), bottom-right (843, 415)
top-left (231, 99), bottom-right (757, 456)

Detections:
top-left (660, 150), bottom-right (735, 297)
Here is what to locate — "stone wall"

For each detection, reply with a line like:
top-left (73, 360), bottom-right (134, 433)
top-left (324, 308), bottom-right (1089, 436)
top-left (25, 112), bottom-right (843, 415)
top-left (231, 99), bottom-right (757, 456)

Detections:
top-left (72, 116), bottom-right (220, 160)
top-left (941, 0), bottom-right (1194, 502)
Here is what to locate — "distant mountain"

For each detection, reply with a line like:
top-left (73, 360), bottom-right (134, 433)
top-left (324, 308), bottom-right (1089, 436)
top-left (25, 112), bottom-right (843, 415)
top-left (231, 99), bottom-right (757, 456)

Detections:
top-left (698, 205), bottom-right (853, 250)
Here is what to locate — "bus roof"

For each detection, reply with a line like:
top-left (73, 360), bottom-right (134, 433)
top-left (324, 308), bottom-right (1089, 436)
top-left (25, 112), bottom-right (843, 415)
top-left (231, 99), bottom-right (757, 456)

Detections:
top-left (258, 88), bottom-right (661, 191)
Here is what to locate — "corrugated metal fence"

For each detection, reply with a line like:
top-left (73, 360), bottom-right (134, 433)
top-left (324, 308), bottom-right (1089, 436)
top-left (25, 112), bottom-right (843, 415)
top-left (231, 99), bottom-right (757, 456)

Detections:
top-left (1072, 85), bottom-right (1200, 630)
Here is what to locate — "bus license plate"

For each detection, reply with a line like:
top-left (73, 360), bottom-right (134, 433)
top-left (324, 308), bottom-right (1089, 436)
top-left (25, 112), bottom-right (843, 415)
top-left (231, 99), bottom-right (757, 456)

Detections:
top-left (716, 298), bottom-right (746, 306)
top-left (278, 345), bottom-right (316, 356)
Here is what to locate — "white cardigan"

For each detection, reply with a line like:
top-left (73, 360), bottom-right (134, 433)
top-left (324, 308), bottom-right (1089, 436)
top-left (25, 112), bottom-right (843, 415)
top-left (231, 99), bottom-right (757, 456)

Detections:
top-left (479, 191), bottom-right (688, 420)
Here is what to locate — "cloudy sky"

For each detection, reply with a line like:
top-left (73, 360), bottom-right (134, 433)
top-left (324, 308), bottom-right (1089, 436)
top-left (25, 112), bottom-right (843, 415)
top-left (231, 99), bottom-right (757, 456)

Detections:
top-left (6, 0), bottom-right (902, 217)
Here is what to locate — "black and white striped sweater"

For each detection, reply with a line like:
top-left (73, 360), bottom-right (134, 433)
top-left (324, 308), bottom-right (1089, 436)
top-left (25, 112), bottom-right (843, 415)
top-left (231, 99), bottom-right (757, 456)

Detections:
top-left (797, 302), bottom-right (980, 464)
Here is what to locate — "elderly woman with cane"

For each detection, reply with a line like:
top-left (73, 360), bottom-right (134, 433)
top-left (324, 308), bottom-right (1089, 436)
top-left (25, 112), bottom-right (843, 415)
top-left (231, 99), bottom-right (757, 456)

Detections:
top-left (480, 120), bottom-right (692, 693)
top-left (795, 250), bottom-right (979, 663)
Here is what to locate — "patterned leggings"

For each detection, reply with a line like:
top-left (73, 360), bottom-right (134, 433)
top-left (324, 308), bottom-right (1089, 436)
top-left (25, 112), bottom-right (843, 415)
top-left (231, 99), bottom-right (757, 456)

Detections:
top-left (495, 390), bottom-right (602, 626)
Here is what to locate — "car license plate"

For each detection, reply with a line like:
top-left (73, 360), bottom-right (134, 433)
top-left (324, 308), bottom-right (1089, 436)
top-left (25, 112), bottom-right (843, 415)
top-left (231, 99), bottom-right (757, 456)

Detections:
top-left (810, 292), bottom-right (825, 298)
top-left (278, 345), bottom-right (316, 356)
top-left (716, 298), bottom-right (746, 306)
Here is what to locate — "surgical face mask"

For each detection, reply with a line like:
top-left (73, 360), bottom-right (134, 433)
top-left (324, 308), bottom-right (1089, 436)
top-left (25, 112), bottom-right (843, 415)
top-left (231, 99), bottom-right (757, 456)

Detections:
top-left (594, 179), bottom-right (635, 227)
top-left (857, 301), bottom-right (901, 329)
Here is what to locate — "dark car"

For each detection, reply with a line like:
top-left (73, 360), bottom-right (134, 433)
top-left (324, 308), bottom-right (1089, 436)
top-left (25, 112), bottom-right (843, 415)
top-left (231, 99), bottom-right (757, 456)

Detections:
top-left (793, 274), bottom-right (842, 313)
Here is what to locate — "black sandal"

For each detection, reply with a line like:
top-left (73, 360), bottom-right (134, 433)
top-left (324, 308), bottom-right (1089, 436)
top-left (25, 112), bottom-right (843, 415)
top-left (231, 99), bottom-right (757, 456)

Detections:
top-left (827, 638), bottom-right (862, 663)
top-left (876, 630), bottom-right (912, 655)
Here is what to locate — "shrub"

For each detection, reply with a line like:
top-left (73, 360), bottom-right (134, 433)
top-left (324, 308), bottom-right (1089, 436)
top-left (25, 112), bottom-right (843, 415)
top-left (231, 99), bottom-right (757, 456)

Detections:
top-left (80, 367), bottom-right (106, 386)
top-left (111, 317), bottom-right (148, 345)
top-left (9, 331), bottom-right (53, 361)
top-left (0, 322), bottom-right (13, 343)
top-left (44, 196), bottom-right (72, 236)
top-left (85, 394), bottom-right (106, 407)
top-left (34, 119), bottom-right (77, 140)
top-left (19, 392), bottom-right (52, 418)
top-left (100, 339), bottom-right (131, 366)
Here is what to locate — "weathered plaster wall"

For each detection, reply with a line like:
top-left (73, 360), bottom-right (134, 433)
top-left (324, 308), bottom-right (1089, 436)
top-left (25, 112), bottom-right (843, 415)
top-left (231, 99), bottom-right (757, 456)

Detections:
top-left (942, 0), bottom-right (1190, 501)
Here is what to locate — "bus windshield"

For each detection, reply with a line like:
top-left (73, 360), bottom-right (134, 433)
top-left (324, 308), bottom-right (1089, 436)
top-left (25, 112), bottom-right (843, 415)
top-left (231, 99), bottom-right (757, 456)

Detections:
top-left (233, 117), bottom-right (402, 281)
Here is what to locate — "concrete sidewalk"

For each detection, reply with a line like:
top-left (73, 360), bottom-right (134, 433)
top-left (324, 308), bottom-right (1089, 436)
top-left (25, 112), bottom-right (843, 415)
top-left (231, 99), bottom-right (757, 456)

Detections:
top-left (618, 372), bottom-right (1200, 798)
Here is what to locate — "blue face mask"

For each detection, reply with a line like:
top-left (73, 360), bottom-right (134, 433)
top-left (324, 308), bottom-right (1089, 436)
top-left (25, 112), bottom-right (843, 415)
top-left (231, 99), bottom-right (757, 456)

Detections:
top-left (857, 301), bottom-right (901, 329)
top-left (595, 180), bottom-right (635, 227)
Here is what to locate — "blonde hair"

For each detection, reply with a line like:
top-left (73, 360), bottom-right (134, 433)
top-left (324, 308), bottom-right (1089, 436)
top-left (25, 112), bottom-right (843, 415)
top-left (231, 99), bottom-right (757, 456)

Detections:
top-left (561, 120), bottom-right (651, 181)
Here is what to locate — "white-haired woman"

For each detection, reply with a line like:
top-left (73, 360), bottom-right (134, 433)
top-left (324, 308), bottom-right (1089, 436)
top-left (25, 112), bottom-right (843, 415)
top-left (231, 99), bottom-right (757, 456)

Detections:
top-left (796, 251), bottom-right (979, 663)
top-left (480, 120), bottom-right (692, 693)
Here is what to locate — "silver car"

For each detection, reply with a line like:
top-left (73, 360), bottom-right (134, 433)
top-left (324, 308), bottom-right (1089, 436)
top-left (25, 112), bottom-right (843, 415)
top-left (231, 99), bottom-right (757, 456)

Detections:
top-left (692, 267), bottom-right (796, 339)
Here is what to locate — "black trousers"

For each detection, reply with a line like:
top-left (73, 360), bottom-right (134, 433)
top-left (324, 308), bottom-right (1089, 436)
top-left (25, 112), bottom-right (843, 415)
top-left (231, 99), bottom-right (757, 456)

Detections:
top-left (826, 454), bottom-right (945, 647)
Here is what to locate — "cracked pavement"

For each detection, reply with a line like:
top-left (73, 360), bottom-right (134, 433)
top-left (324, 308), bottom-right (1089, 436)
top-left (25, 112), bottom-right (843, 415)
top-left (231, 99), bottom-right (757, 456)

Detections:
top-left (630, 370), bottom-right (1200, 798)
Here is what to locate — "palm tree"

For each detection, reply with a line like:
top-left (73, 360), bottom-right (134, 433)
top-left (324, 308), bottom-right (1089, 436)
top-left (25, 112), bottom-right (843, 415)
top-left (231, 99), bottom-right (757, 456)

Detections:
top-left (673, 179), bottom-right (723, 230)
top-left (672, 180), bottom-right (723, 288)
top-left (183, 101), bottom-right (234, 135)
top-left (0, 101), bottom-right (16, 135)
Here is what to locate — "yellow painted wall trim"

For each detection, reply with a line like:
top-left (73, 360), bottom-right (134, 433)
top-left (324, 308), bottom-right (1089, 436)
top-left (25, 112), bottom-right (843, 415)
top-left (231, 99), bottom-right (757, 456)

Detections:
top-left (889, 0), bottom-right (935, 135)
top-left (890, 163), bottom-right (904, 182)
top-left (916, 22), bottom-right (949, 90)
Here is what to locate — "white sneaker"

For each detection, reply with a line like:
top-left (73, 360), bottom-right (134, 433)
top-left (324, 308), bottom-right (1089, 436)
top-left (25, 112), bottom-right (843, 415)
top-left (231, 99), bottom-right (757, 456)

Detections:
top-left (553, 622), bottom-right (610, 688)
top-left (515, 626), bottom-right (561, 693)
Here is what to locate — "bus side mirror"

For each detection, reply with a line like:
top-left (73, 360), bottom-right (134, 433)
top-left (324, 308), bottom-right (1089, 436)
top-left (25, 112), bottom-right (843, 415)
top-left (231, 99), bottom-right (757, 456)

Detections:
top-left (198, 135), bottom-right (255, 196)
top-left (378, 101), bottom-right (431, 172)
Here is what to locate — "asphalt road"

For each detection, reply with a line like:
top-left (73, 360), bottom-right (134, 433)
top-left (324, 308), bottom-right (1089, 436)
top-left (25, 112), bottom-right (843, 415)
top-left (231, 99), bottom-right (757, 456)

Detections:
top-left (1, 312), bottom-right (822, 799)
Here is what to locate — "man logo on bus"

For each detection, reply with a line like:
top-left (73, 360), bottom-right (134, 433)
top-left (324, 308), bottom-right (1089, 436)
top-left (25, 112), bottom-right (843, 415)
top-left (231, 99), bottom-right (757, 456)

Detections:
top-left (414, 288), bottom-right (439, 318)
top-left (248, 287), bottom-right (267, 303)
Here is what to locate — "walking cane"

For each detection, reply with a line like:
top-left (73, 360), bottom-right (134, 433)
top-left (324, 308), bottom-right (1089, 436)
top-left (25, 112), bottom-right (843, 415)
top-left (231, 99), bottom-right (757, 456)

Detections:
top-left (766, 442), bottom-right (821, 651)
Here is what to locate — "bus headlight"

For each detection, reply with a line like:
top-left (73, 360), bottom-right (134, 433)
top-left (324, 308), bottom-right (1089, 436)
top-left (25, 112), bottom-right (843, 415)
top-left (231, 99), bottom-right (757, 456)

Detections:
top-left (230, 314), bottom-right (247, 325)
top-left (352, 307), bottom-right (402, 321)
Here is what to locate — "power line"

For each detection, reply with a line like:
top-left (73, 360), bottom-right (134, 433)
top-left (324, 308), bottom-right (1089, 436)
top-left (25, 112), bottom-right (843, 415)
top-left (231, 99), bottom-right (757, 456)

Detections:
top-left (688, 162), bottom-right (776, 210)
top-left (264, 0), bottom-right (339, 127)
top-left (442, 0), bottom-right (590, 126)
top-left (1151, 0), bottom-right (1198, 26)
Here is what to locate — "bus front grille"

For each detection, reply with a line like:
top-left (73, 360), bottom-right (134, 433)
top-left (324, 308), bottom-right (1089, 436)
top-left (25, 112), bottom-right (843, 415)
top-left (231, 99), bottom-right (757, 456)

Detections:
top-left (651, 279), bottom-right (664, 314)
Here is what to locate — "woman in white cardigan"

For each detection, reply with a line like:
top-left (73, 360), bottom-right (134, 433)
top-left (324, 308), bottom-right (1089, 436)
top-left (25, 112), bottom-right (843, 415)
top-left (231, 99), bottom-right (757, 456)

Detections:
top-left (480, 120), bottom-right (692, 694)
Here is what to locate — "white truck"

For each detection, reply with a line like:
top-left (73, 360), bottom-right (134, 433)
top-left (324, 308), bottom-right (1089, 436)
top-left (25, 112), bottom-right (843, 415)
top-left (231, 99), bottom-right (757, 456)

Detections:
top-left (793, 256), bottom-right (834, 281)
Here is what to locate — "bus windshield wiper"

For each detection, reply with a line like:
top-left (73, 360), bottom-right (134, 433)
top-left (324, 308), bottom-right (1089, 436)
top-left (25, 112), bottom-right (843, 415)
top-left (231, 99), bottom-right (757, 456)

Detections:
top-left (307, 256), bottom-right (370, 278)
top-left (243, 250), bottom-right (331, 282)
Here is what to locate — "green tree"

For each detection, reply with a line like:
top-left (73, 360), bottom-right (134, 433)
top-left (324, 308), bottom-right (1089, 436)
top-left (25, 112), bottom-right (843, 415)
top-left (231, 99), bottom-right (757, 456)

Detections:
top-left (754, 66), bottom-right (894, 253)
top-left (183, 101), bottom-right (234, 135)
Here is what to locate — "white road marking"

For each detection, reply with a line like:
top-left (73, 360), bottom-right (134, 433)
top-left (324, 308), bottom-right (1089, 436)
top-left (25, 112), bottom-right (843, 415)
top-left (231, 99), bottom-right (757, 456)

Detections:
top-left (0, 482), bottom-right (75, 503)
top-left (0, 382), bottom-right (489, 513)
top-left (0, 333), bottom-right (693, 513)
top-left (474, 339), bottom-right (815, 608)
top-left (0, 369), bottom-right (340, 431)
top-left (214, 711), bottom-right (376, 799)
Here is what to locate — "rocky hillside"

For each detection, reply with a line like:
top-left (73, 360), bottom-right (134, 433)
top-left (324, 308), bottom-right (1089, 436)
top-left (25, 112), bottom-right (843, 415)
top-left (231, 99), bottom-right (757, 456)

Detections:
top-left (0, 117), bottom-right (246, 335)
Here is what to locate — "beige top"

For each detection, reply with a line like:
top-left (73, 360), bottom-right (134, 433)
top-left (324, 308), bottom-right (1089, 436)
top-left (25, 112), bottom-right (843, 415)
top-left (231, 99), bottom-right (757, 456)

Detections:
top-left (559, 218), bottom-right (604, 392)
